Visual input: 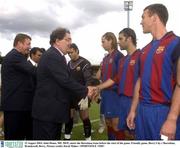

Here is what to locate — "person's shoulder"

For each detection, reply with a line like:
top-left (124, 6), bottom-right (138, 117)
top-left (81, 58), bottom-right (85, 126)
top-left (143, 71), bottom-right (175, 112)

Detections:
top-left (4, 49), bottom-right (24, 62)
top-left (114, 50), bottom-right (124, 59)
top-left (5, 48), bottom-right (17, 57)
top-left (78, 57), bottom-right (91, 70)
top-left (43, 47), bottom-right (61, 59)
top-left (80, 56), bottom-right (90, 64)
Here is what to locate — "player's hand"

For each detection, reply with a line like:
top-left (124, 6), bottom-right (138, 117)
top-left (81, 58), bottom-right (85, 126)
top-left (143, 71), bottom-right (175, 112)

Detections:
top-left (160, 119), bottom-right (176, 140)
top-left (126, 111), bottom-right (136, 130)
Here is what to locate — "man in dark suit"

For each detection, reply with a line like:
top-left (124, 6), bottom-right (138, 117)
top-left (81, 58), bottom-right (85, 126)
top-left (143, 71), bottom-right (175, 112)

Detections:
top-left (28, 47), bottom-right (45, 67)
top-left (28, 47), bottom-right (45, 97)
top-left (32, 27), bottom-right (94, 140)
top-left (1, 33), bottom-right (36, 140)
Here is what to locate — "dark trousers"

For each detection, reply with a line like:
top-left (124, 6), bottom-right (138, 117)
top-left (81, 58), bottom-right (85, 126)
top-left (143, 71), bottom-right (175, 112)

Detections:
top-left (4, 111), bottom-right (33, 140)
top-left (33, 118), bottom-right (62, 140)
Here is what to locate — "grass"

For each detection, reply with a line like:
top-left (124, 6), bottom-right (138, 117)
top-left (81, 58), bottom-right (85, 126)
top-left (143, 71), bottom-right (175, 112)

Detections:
top-left (68, 102), bottom-right (107, 140)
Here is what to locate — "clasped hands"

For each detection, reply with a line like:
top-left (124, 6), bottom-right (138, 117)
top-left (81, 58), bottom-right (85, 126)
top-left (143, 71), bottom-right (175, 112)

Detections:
top-left (78, 86), bottom-right (101, 110)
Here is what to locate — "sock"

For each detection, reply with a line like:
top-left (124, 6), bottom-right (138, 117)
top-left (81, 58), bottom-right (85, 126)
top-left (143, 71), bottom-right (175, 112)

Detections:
top-left (114, 130), bottom-right (125, 140)
top-left (64, 118), bottom-right (73, 139)
top-left (83, 118), bottom-right (91, 138)
top-left (107, 126), bottom-right (116, 140)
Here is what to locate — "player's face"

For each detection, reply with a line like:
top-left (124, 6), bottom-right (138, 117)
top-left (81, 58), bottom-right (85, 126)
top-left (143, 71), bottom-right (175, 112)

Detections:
top-left (101, 37), bottom-right (112, 51)
top-left (118, 33), bottom-right (128, 51)
top-left (140, 9), bottom-right (154, 34)
top-left (68, 48), bottom-right (78, 60)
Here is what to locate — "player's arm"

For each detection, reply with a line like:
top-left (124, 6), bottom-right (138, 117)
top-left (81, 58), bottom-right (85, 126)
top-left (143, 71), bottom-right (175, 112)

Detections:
top-left (160, 58), bottom-right (180, 140)
top-left (126, 77), bottom-right (140, 130)
top-left (97, 79), bottom-right (114, 91)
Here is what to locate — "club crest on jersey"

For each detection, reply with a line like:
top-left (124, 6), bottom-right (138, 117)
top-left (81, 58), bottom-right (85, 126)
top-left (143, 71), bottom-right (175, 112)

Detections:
top-left (156, 46), bottom-right (165, 54)
top-left (76, 66), bottom-right (81, 71)
top-left (130, 60), bottom-right (135, 65)
top-left (109, 58), bottom-right (113, 63)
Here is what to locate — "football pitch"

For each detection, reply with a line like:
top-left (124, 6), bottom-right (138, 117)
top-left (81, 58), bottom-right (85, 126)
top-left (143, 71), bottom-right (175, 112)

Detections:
top-left (69, 102), bottom-right (108, 140)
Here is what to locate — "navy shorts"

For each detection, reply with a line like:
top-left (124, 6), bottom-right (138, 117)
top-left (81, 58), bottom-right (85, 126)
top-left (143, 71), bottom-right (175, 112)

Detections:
top-left (118, 95), bottom-right (132, 130)
top-left (135, 102), bottom-right (180, 140)
top-left (100, 90), bottom-right (120, 118)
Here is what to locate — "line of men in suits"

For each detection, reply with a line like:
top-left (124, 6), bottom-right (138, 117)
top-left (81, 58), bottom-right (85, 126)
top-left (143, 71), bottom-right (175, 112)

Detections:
top-left (1, 28), bottom-right (96, 140)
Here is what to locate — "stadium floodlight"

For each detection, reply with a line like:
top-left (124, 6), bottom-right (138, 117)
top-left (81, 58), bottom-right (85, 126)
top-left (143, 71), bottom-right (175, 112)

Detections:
top-left (124, 1), bottom-right (133, 28)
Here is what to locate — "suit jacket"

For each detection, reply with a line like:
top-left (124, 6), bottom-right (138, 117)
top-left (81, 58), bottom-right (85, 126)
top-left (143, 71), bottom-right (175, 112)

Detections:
top-left (27, 60), bottom-right (37, 96)
top-left (32, 46), bottom-right (88, 123)
top-left (1, 48), bottom-right (36, 111)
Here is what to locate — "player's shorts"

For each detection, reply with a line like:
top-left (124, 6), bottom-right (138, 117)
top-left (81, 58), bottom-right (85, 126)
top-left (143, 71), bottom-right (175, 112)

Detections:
top-left (100, 89), bottom-right (120, 118)
top-left (118, 95), bottom-right (132, 130)
top-left (135, 101), bottom-right (180, 140)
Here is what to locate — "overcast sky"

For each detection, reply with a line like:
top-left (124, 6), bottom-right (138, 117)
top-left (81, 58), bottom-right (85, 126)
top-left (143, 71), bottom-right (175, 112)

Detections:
top-left (0, 0), bottom-right (180, 64)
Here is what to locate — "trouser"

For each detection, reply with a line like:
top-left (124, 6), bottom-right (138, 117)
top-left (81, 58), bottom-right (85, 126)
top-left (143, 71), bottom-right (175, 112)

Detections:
top-left (33, 118), bottom-right (62, 140)
top-left (4, 111), bottom-right (33, 140)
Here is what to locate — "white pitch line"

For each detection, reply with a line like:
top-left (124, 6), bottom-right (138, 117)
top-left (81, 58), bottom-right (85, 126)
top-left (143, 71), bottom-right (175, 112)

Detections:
top-left (73, 119), bottom-right (100, 127)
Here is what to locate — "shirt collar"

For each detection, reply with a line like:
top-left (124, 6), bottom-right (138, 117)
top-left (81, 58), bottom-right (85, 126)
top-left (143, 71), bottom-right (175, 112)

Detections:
top-left (29, 58), bottom-right (37, 67)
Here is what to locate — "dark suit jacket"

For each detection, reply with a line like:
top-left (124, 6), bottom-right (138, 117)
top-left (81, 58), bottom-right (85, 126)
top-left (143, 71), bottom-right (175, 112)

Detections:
top-left (27, 60), bottom-right (37, 96)
top-left (32, 46), bottom-right (88, 123)
top-left (1, 48), bottom-right (36, 111)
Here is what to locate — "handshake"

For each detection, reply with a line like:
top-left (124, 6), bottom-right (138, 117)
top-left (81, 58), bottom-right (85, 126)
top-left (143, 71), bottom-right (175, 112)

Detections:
top-left (78, 86), bottom-right (101, 110)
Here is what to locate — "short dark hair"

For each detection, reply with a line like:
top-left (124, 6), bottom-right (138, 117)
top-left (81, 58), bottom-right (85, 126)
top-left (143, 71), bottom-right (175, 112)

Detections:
top-left (70, 43), bottom-right (79, 54)
top-left (144, 3), bottom-right (168, 26)
top-left (30, 47), bottom-right (44, 58)
top-left (13, 33), bottom-right (31, 47)
top-left (119, 28), bottom-right (137, 46)
top-left (49, 27), bottom-right (70, 45)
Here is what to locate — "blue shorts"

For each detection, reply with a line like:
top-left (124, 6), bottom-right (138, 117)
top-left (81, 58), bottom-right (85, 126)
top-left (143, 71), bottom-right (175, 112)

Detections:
top-left (135, 102), bottom-right (180, 140)
top-left (118, 95), bottom-right (132, 130)
top-left (100, 90), bottom-right (120, 118)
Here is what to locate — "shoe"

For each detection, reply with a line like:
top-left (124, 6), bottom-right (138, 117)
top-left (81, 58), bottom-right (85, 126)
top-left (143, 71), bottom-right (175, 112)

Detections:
top-left (64, 134), bottom-right (71, 140)
top-left (85, 136), bottom-right (91, 141)
top-left (98, 127), bottom-right (105, 134)
top-left (83, 129), bottom-right (94, 136)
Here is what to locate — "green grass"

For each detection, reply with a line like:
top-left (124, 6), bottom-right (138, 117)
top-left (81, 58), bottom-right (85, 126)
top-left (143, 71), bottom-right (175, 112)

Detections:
top-left (70, 102), bottom-right (108, 140)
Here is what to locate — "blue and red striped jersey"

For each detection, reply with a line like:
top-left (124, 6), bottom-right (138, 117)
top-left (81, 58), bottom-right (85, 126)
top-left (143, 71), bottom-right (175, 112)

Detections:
top-left (101, 49), bottom-right (124, 90)
top-left (139, 32), bottom-right (180, 104)
top-left (114, 50), bottom-right (141, 97)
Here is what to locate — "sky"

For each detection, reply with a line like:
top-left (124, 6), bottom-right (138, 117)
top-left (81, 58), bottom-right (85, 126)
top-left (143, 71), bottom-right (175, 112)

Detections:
top-left (0, 0), bottom-right (180, 64)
